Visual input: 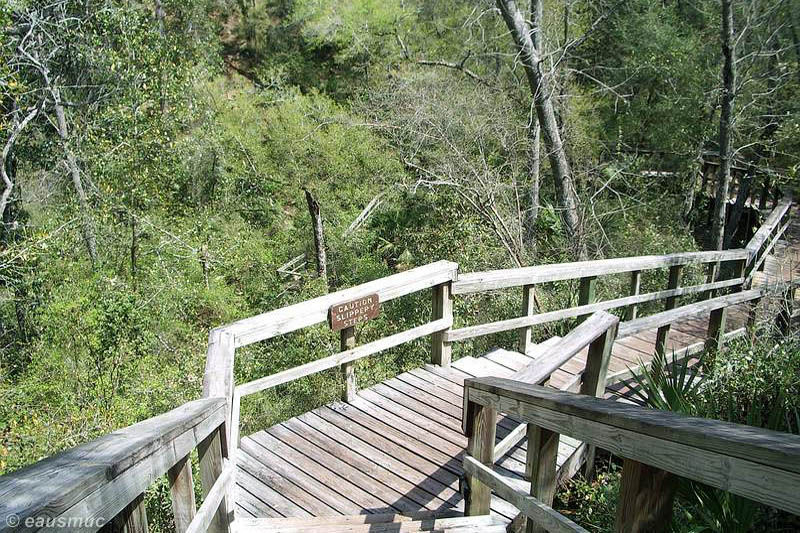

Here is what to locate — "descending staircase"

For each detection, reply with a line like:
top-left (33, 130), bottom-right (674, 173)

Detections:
top-left (234, 513), bottom-right (509, 532)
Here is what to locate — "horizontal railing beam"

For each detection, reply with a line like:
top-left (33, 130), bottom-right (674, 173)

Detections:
top-left (745, 194), bottom-right (792, 263)
top-left (445, 278), bottom-right (742, 343)
top-left (186, 462), bottom-right (234, 533)
top-left (511, 311), bottom-right (619, 386)
top-left (618, 288), bottom-right (762, 338)
top-left (222, 261), bottom-right (458, 347)
top-left (465, 379), bottom-right (800, 515)
top-left (0, 398), bottom-right (226, 530)
top-left (462, 456), bottom-right (588, 533)
top-left (745, 221), bottom-right (790, 285)
top-left (452, 250), bottom-right (748, 295)
top-left (236, 317), bottom-right (453, 397)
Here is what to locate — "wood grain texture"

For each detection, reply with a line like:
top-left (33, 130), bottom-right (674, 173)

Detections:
top-left (431, 282), bottom-right (453, 367)
top-left (462, 457), bottom-right (587, 533)
top-left (615, 459), bottom-right (676, 533)
top-left (167, 455), bottom-right (196, 533)
top-left (236, 317), bottom-right (452, 396)
top-left (0, 399), bottom-right (224, 532)
top-left (224, 261), bottom-right (458, 346)
top-left (511, 311), bottom-right (619, 386)
top-left (465, 379), bottom-right (800, 514)
top-left (452, 250), bottom-right (747, 294)
top-left (446, 278), bottom-right (741, 342)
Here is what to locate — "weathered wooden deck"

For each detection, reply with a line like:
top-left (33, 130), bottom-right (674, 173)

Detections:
top-left (233, 204), bottom-right (800, 523)
top-left (233, 309), bottom-right (752, 521)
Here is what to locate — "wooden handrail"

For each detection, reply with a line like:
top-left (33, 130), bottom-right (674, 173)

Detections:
top-left (452, 249), bottom-right (747, 295)
top-left (464, 377), bottom-right (800, 516)
top-left (445, 277), bottom-right (742, 343)
top-left (219, 260), bottom-right (458, 347)
top-left (0, 398), bottom-right (228, 533)
top-left (511, 311), bottom-right (618, 386)
top-left (745, 193), bottom-right (792, 264)
top-left (618, 288), bottom-right (762, 338)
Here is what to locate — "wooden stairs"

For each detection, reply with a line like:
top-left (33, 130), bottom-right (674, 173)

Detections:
top-left (234, 514), bottom-right (508, 532)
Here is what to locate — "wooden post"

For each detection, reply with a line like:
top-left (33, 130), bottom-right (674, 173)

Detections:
top-left (615, 458), bottom-right (676, 533)
top-left (519, 284), bottom-right (536, 356)
top-left (654, 265), bottom-right (682, 355)
top-left (777, 285), bottom-right (795, 336)
top-left (110, 493), bottom-right (148, 533)
top-left (525, 424), bottom-right (560, 533)
top-left (705, 307), bottom-right (727, 353)
top-left (341, 326), bottom-right (356, 402)
top-left (464, 399), bottom-right (496, 516)
top-left (579, 322), bottom-right (618, 479)
top-left (577, 276), bottom-right (597, 324)
top-left (168, 455), bottom-right (196, 533)
top-left (198, 426), bottom-right (231, 533)
top-left (432, 282), bottom-right (453, 367)
top-left (625, 270), bottom-right (641, 321)
top-left (203, 329), bottom-right (235, 452)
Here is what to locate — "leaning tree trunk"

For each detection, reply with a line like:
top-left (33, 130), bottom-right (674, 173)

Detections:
top-left (712, 0), bottom-right (736, 256)
top-left (497, 0), bottom-right (584, 259)
top-left (304, 188), bottom-right (328, 288)
top-left (53, 93), bottom-right (99, 267)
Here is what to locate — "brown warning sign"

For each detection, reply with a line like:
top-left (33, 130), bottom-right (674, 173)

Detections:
top-left (329, 294), bottom-right (380, 331)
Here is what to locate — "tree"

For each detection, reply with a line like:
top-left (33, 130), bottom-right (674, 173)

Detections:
top-left (495, 0), bottom-right (585, 257)
top-left (711, 0), bottom-right (736, 254)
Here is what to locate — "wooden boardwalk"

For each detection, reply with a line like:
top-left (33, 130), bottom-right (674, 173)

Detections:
top-left (233, 312), bottom-right (753, 522)
top-left (233, 203), bottom-right (800, 524)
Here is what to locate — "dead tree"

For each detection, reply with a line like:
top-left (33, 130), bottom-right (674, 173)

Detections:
top-left (711, 0), bottom-right (736, 256)
top-left (304, 188), bottom-right (328, 287)
top-left (496, 0), bottom-right (585, 258)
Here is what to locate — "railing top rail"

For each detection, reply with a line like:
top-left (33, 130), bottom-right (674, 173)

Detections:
top-left (452, 250), bottom-right (747, 295)
top-left (0, 397), bottom-right (226, 529)
top-left (465, 377), bottom-right (800, 476)
top-left (511, 311), bottom-right (618, 385)
top-left (220, 260), bottom-right (458, 347)
top-left (745, 194), bottom-right (793, 261)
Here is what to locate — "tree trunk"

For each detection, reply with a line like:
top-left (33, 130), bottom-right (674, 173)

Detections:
top-left (496, 0), bottom-right (585, 258)
top-left (304, 189), bottom-right (328, 287)
top-left (711, 0), bottom-right (736, 255)
top-left (724, 172), bottom-right (753, 248)
top-left (523, 0), bottom-right (543, 250)
top-left (53, 95), bottom-right (99, 266)
top-left (524, 121), bottom-right (541, 248)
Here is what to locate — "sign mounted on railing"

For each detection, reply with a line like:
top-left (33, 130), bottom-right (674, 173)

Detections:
top-left (329, 294), bottom-right (380, 331)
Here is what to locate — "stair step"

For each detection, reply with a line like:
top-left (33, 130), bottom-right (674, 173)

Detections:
top-left (234, 513), bottom-right (508, 533)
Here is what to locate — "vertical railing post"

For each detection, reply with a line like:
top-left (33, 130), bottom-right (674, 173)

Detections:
top-left (463, 394), bottom-right (496, 516)
top-left (341, 326), bottom-right (357, 402)
top-left (432, 281), bottom-right (453, 367)
top-left (168, 454), bottom-right (196, 533)
top-left (655, 265), bottom-right (682, 355)
top-left (519, 284), bottom-right (536, 356)
top-left (525, 424), bottom-right (560, 533)
top-left (705, 307), bottom-right (727, 353)
top-left (579, 319), bottom-right (618, 479)
top-left (615, 459), bottom-right (676, 533)
top-left (577, 276), bottom-right (597, 324)
top-left (626, 270), bottom-right (641, 321)
top-left (198, 425), bottom-right (231, 533)
top-left (110, 493), bottom-right (149, 533)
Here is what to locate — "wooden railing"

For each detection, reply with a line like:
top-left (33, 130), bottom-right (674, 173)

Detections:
top-left (463, 376), bottom-right (800, 532)
top-left (444, 194), bottom-right (792, 358)
top-left (203, 260), bottom-right (459, 480)
top-left (0, 398), bottom-right (232, 533)
top-left (0, 194), bottom-right (791, 531)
